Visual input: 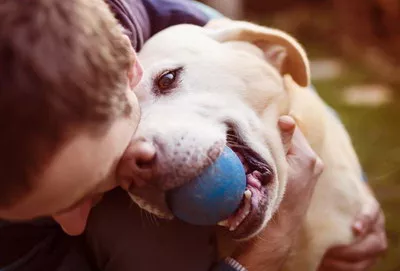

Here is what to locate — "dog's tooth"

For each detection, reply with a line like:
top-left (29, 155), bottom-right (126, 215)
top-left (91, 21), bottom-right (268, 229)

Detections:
top-left (218, 220), bottom-right (230, 227)
top-left (227, 189), bottom-right (254, 232)
top-left (244, 189), bottom-right (252, 199)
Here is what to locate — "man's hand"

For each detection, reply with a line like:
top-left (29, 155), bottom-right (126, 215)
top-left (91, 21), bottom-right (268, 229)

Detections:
top-left (232, 116), bottom-right (324, 270)
top-left (318, 197), bottom-right (387, 271)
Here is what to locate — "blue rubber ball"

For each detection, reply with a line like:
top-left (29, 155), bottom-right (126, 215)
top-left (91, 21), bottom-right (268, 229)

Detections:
top-left (167, 146), bottom-right (246, 225)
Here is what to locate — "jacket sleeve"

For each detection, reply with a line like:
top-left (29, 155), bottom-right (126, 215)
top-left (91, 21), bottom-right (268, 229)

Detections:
top-left (104, 0), bottom-right (152, 51)
top-left (104, 0), bottom-right (211, 51)
top-left (142, 0), bottom-right (210, 37)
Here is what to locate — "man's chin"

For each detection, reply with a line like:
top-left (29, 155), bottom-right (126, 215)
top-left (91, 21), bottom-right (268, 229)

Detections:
top-left (52, 198), bottom-right (94, 236)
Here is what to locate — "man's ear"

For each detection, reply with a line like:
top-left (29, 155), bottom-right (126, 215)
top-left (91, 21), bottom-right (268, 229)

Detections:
top-left (206, 21), bottom-right (310, 87)
top-left (122, 34), bottom-right (143, 89)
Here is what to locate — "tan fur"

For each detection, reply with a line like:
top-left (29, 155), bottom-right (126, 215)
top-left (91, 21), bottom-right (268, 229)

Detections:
top-left (282, 76), bottom-right (374, 270)
top-left (131, 21), bottom-right (375, 270)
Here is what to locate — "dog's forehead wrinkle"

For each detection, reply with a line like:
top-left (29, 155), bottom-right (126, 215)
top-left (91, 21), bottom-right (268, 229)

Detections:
top-left (223, 41), bottom-right (265, 60)
top-left (158, 23), bottom-right (206, 38)
top-left (140, 28), bottom-right (217, 60)
top-left (140, 47), bottom-right (204, 69)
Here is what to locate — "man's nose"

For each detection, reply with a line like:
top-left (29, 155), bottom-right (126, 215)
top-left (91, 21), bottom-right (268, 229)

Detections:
top-left (118, 138), bottom-right (157, 190)
top-left (52, 199), bottom-right (93, 236)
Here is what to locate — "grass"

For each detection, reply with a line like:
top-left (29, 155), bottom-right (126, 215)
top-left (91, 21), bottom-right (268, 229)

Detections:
top-left (311, 57), bottom-right (400, 271)
top-left (251, 7), bottom-right (399, 268)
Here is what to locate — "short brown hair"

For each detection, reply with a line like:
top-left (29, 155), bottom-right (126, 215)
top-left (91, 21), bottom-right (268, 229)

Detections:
top-left (0, 0), bottom-right (133, 207)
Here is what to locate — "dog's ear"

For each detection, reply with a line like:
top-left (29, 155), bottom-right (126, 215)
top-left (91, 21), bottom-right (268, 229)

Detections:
top-left (206, 20), bottom-right (310, 87)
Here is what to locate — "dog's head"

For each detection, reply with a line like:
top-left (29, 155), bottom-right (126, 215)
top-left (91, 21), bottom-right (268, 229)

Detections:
top-left (125, 21), bottom-right (310, 240)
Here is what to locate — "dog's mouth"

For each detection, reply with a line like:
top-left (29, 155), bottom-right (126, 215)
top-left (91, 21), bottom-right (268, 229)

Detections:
top-left (220, 128), bottom-right (274, 239)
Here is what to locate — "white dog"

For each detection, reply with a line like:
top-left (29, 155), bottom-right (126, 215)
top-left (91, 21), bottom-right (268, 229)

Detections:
top-left (126, 20), bottom-right (376, 270)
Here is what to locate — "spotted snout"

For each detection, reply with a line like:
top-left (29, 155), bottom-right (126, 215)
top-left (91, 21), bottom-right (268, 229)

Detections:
top-left (119, 136), bottom-right (225, 192)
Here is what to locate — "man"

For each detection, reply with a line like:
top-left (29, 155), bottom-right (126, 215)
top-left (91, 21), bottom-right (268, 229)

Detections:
top-left (0, 0), bottom-right (386, 270)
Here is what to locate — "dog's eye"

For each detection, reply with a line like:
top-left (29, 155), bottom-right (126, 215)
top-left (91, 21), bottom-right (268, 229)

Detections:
top-left (155, 68), bottom-right (182, 94)
top-left (158, 71), bottom-right (176, 89)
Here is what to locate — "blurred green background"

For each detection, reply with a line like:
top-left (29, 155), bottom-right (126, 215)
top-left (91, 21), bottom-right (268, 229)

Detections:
top-left (311, 59), bottom-right (400, 271)
top-left (200, 0), bottom-right (400, 270)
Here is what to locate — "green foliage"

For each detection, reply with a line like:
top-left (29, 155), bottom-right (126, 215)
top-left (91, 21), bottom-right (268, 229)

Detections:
top-left (313, 63), bottom-right (400, 271)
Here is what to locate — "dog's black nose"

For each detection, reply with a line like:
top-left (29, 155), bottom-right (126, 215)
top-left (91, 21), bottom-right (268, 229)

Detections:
top-left (130, 139), bottom-right (157, 168)
top-left (118, 138), bottom-right (157, 190)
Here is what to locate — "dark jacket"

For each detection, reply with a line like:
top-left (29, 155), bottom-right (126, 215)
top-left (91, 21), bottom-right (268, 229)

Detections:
top-left (105, 0), bottom-right (209, 51)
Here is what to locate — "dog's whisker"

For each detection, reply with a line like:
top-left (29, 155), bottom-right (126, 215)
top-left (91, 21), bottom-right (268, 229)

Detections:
top-left (140, 208), bottom-right (146, 228)
top-left (148, 212), bottom-right (155, 226)
top-left (145, 210), bottom-right (154, 226)
top-left (369, 167), bottom-right (400, 182)
top-left (147, 212), bottom-right (154, 225)
top-left (150, 213), bottom-right (160, 226)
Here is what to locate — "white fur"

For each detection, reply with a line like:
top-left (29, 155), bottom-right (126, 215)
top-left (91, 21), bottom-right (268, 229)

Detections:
top-left (130, 22), bottom-right (375, 270)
